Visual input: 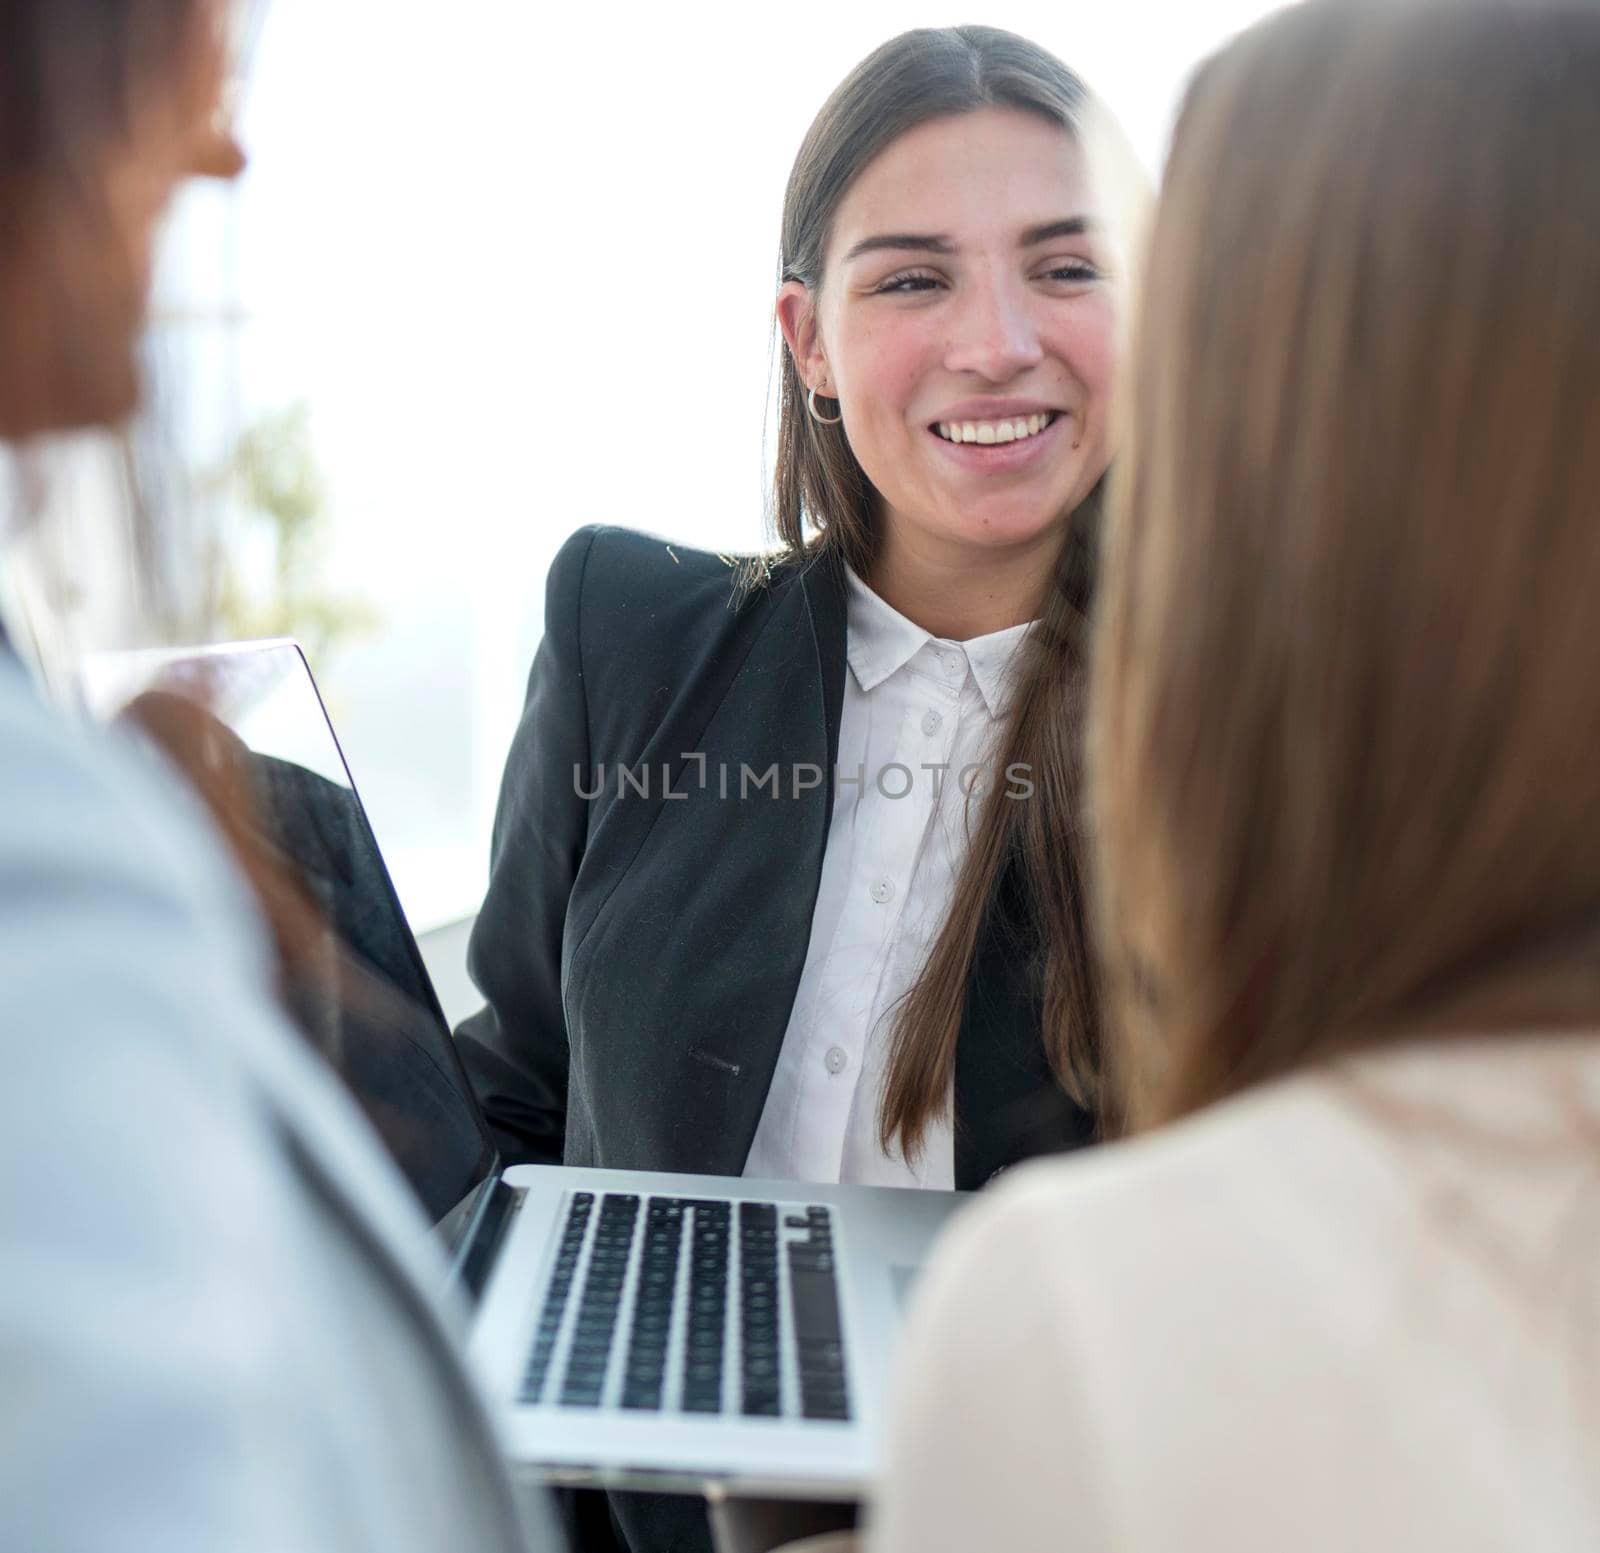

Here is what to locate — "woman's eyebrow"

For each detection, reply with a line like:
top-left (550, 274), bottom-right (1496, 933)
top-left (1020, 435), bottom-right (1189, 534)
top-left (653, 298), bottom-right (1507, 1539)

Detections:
top-left (840, 233), bottom-right (955, 262)
top-left (1020, 216), bottom-right (1094, 245)
top-left (840, 216), bottom-right (1096, 265)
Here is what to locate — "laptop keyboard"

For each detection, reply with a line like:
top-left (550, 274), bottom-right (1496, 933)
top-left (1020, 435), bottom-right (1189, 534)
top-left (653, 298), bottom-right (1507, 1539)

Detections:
top-left (519, 1193), bottom-right (851, 1423)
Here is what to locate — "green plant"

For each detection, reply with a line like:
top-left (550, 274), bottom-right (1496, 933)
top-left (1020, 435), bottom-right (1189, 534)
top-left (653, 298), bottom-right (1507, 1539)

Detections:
top-left (215, 401), bottom-right (379, 669)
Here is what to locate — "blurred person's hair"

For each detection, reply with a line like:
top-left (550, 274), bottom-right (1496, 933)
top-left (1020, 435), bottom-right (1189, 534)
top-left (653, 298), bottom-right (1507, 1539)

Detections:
top-left (1, 2), bottom-right (342, 1050)
top-left (770, 25), bottom-right (1147, 1157)
top-left (1093, 0), bottom-right (1600, 1130)
top-left (0, 0), bottom-right (199, 436)
top-left (0, 0), bottom-right (221, 653)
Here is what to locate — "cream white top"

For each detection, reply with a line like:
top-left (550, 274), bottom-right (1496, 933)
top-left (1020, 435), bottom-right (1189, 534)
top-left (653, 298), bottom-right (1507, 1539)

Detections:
top-left (872, 1034), bottom-right (1600, 1551)
top-left (743, 569), bottom-right (1031, 1189)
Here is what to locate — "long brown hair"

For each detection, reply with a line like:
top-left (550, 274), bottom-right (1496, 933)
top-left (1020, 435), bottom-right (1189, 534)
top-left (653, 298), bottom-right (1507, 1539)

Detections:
top-left (0, 0), bottom-right (207, 438)
top-left (1, 0), bottom-right (241, 651)
top-left (2, 2), bottom-right (335, 1038)
top-left (771, 26), bottom-right (1131, 1156)
top-left (1093, 0), bottom-right (1600, 1131)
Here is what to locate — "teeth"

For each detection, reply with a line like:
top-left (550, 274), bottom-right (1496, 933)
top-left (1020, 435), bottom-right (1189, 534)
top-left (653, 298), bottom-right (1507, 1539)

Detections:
top-left (935, 413), bottom-right (1054, 444)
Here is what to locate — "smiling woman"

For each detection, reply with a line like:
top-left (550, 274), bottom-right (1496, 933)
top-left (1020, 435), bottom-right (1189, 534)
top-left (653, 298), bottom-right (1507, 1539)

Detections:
top-left (767, 30), bottom-right (1145, 1167)
top-left (454, 28), bottom-right (1143, 1552)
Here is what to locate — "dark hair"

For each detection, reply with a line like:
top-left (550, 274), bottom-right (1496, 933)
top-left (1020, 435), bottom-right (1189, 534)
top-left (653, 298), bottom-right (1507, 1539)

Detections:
top-left (0, 0), bottom-right (196, 183)
top-left (772, 26), bottom-right (1113, 1156)
top-left (1094, 0), bottom-right (1600, 1128)
top-left (1, 2), bottom-right (333, 1034)
top-left (0, 0), bottom-right (202, 428)
top-left (1, 0), bottom-right (231, 647)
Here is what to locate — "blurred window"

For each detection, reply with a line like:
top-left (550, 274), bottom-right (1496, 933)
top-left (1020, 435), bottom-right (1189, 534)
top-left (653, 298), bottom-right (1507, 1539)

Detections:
top-left (142, 0), bottom-right (1284, 933)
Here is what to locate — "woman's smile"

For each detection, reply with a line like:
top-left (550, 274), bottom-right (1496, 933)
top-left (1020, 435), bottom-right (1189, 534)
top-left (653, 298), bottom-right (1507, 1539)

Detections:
top-left (924, 397), bottom-right (1072, 476)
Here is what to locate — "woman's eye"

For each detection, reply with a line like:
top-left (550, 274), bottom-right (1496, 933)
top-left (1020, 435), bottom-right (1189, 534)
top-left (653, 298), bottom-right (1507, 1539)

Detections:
top-left (1040, 259), bottom-right (1100, 284)
top-left (876, 271), bottom-right (943, 295)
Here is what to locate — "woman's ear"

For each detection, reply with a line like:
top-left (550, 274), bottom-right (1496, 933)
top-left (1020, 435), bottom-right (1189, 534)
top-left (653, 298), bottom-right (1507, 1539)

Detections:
top-left (777, 280), bottom-right (830, 393)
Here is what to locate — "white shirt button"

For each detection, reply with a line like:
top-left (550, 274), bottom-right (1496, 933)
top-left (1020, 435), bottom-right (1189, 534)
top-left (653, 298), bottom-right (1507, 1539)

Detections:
top-left (869, 879), bottom-right (895, 904)
top-left (824, 1046), bottom-right (849, 1075)
top-left (944, 653), bottom-right (964, 680)
top-left (921, 709), bottom-right (942, 735)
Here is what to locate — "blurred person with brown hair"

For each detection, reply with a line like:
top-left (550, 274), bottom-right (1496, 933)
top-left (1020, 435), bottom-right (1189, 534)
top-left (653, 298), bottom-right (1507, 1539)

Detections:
top-left (0, 4), bottom-right (558, 1548)
top-left (873, 1), bottom-right (1600, 1548)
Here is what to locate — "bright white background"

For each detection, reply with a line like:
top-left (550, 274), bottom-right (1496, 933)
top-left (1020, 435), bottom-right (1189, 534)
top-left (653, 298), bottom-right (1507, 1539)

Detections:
top-left (156, 0), bottom-right (1286, 931)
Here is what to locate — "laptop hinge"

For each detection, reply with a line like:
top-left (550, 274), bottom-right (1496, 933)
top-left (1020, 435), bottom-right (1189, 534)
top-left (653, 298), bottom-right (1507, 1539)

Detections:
top-left (460, 1179), bottom-right (524, 1304)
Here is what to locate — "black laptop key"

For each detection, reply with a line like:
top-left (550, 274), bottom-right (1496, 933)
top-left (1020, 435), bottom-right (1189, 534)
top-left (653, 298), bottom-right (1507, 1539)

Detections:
top-left (787, 1222), bottom-right (852, 1421)
top-left (788, 1269), bottom-right (842, 1346)
top-left (803, 1400), bottom-right (850, 1422)
top-left (799, 1339), bottom-right (844, 1375)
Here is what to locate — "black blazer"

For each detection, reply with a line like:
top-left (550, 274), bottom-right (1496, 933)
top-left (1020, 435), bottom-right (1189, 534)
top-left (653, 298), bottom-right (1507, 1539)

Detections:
top-left (456, 524), bottom-right (1095, 1193)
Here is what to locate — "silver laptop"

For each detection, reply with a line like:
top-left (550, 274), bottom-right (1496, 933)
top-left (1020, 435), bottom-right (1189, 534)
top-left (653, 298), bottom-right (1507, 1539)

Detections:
top-left (81, 639), bottom-right (966, 1501)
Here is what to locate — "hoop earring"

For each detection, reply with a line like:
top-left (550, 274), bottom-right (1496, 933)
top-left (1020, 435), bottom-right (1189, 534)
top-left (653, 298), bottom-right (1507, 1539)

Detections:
top-left (807, 386), bottom-right (843, 426)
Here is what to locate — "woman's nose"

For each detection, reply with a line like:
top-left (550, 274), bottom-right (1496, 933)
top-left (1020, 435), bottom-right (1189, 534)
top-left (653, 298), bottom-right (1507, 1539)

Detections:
top-left (943, 276), bottom-right (1045, 384)
top-left (191, 125), bottom-right (248, 180)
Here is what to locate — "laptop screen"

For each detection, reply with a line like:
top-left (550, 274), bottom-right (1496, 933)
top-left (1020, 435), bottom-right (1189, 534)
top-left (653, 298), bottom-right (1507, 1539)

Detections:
top-left (80, 641), bottom-right (500, 1249)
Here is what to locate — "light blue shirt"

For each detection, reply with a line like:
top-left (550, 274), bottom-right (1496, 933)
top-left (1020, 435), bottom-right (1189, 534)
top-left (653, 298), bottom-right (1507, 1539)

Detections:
top-left (0, 647), bottom-right (558, 1553)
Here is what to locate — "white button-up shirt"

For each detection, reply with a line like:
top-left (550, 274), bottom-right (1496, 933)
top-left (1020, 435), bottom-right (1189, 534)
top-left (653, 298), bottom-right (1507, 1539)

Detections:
top-left (743, 569), bottom-right (1032, 1189)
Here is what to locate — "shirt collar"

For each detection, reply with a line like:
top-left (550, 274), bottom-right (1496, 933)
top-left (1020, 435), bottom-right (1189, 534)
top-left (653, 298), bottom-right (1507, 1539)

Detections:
top-left (844, 567), bottom-right (1034, 717)
top-left (962, 614), bottom-right (1035, 717)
